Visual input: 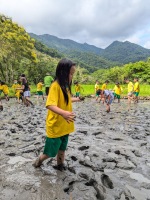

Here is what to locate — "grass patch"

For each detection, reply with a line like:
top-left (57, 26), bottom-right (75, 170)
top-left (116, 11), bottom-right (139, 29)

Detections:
top-left (1, 84), bottom-right (150, 98)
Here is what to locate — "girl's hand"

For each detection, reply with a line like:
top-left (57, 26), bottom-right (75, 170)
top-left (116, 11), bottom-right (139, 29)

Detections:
top-left (61, 111), bottom-right (76, 123)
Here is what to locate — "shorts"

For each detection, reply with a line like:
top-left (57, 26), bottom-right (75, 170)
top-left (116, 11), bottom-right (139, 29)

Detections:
top-left (45, 87), bottom-right (50, 96)
top-left (43, 135), bottom-right (69, 157)
top-left (114, 93), bottom-right (120, 99)
top-left (24, 91), bottom-right (30, 97)
top-left (76, 92), bottom-right (80, 97)
top-left (37, 91), bottom-right (43, 96)
top-left (105, 94), bottom-right (114, 105)
top-left (133, 92), bottom-right (139, 97)
top-left (0, 90), bottom-right (2, 95)
top-left (128, 92), bottom-right (133, 96)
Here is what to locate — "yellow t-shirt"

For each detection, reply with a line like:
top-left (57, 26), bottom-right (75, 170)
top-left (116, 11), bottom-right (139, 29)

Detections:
top-left (95, 83), bottom-right (99, 91)
top-left (37, 82), bottom-right (43, 91)
top-left (134, 82), bottom-right (140, 92)
top-left (12, 83), bottom-right (22, 97)
top-left (2, 85), bottom-right (9, 94)
top-left (113, 85), bottom-right (122, 95)
top-left (0, 84), bottom-right (3, 91)
top-left (102, 83), bottom-right (107, 90)
top-left (75, 84), bottom-right (81, 92)
top-left (128, 82), bottom-right (133, 93)
top-left (46, 81), bottom-right (74, 138)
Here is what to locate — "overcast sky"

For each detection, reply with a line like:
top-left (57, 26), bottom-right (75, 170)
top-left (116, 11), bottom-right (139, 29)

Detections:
top-left (1, 0), bottom-right (150, 49)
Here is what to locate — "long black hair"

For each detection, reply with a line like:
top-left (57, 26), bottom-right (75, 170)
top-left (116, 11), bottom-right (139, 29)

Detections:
top-left (55, 58), bottom-right (76, 105)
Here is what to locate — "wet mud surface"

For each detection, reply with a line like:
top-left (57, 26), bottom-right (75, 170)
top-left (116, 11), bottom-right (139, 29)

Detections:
top-left (0, 98), bottom-right (150, 200)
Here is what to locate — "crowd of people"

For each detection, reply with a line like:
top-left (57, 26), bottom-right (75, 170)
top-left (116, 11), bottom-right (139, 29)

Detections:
top-left (94, 78), bottom-right (140, 112)
top-left (0, 58), bottom-right (141, 171)
top-left (0, 74), bottom-right (140, 113)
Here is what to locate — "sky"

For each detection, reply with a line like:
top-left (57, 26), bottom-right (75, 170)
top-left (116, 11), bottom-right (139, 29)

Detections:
top-left (1, 0), bottom-right (150, 49)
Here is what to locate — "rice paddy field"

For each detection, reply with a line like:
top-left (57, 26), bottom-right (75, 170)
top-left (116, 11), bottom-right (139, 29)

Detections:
top-left (3, 84), bottom-right (150, 98)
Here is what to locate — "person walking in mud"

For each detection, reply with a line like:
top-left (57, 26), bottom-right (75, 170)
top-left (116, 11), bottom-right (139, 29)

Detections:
top-left (44, 72), bottom-right (54, 97)
top-left (0, 81), bottom-right (10, 101)
top-left (98, 89), bottom-right (114, 112)
top-left (95, 80), bottom-right (100, 101)
top-left (101, 80), bottom-right (109, 103)
top-left (125, 78), bottom-right (134, 106)
top-left (74, 81), bottom-right (84, 97)
top-left (36, 80), bottom-right (44, 101)
top-left (19, 74), bottom-right (34, 107)
top-left (33, 58), bottom-right (83, 171)
top-left (133, 77), bottom-right (140, 103)
top-left (113, 82), bottom-right (122, 103)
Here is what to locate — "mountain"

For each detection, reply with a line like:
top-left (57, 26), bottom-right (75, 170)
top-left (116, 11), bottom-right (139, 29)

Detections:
top-left (29, 33), bottom-right (102, 55)
top-left (100, 41), bottom-right (150, 64)
top-left (30, 33), bottom-right (150, 68)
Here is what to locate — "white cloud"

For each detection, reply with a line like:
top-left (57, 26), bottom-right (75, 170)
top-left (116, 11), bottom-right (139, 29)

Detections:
top-left (144, 41), bottom-right (150, 49)
top-left (0, 0), bottom-right (150, 48)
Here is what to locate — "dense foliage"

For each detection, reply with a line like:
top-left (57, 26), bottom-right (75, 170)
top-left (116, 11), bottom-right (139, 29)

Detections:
top-left (92, 59), bottom-right (150, 84)
top-left (34, 40), bottom-right (62, 58)
top-left (0, 15), bottom-right (38, 83)
top-left (30, 33), bottom-right (150, 66)
top-left (0, 15), bottom-right (60, 84)
top-left (1, 14), bottom-right (150, 86)
top-left (100, 41), bottom-right (150, 64)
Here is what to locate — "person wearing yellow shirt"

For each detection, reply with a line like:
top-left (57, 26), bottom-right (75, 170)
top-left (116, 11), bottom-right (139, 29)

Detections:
top-left (101, 80), bottom-right (109, 90)
top-left (12, 80), bottom-right (22, 103)
top-left (33, 58), bottom-right (83, 171)
top-left (37, 80), bottom-right (44, 101)
top-left (74, 81), bottom-right (84, 97)
top-left (95, 80), bottom-right (100, 101)
top-left (0, 81), bottom-right (9, 101)
top-left (125, 78), bottom-right (134, 105)
top-left (133, 78), bottom-right (140, 103)
top-left (113, 82), bottom-right (123, 103)
top-left (101, 80), bottom-right (109, 103)
top-left (0, 82), bottom-right (3, 111)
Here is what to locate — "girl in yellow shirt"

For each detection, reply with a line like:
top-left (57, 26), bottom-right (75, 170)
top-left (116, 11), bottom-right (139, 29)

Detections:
top-left (33, 58), bottom-right (82, 171)
top-left (0, 81), bottom-right (9, 101)
top-left (113, 82), bottom-right (122, 103)
top-left (12, 80), bottom-right (22, 103)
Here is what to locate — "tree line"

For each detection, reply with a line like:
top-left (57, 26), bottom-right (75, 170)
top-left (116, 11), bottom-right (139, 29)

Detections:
top-left (0, 14), bottom-right (150, 85)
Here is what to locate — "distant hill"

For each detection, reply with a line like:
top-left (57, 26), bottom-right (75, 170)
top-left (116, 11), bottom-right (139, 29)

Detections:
top-left (30, 33), bottom-right (102, 55)
top-left (100, 41), bottom-right (150, 64)
top-left (30, 33), bottom-right (150, 67)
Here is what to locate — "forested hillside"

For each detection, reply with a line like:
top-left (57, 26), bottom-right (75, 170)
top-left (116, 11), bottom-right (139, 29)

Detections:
top-left (100, 41), bottom-right (150, 64)
top-left (29, 33), bottom-right (102, 55)
top-left (29, 33), bottom-right (150, 65)
top-left (0, 15), bottom-right (59, 84)
top-left (0, 14), bottom-right (150, 85)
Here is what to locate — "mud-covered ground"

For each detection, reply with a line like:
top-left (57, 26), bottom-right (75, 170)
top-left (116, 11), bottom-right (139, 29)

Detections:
top-left (0, 97), bottom-right (150, 200)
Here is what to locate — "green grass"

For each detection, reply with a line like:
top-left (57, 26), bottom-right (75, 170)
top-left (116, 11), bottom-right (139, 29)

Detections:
top-left (74, 84), bottom-right (150, 96)
top-left (2, 84), bottom-right (150, 98)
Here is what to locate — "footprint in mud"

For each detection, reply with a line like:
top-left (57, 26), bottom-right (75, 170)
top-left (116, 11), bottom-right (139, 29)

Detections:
top-left (71, 156), bottom-right (78, 161)
top-left (101, 174), bottom-right (114, 189)
top-left (63, 181), bottom-right (75, 194)
top-left (85, 179), bottom-right (105, 200)
top-left (78, 146), bottom-right (89, 151)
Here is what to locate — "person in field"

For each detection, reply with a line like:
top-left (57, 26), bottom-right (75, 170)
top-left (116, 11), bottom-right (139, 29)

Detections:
top-left (133, 78), bottom-right (140, 103)
top-left (113, 82), bottom-right (123, 103)
top-left (125, 78), bottom-right (134, 105)
top-left (33, 58), bottom-right (83, 171)
top-left (36, 80), bottom-right (44, 101)
top-left (74, 81), bottom-right (84, 97)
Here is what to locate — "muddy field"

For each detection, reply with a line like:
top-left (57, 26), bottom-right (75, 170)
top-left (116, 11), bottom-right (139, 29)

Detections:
top-left (0, 98), bottom-right (150, 200)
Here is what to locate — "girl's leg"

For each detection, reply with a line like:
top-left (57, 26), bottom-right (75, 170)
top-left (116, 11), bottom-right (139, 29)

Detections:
top-left (26, 97), bottom-right (34, 106)
top-left (106, 104), bottom-right (110, 112)
top-left (33, 154), bottom-right (49, 168)
top-left (57, 150), bottom-right (65, 165)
